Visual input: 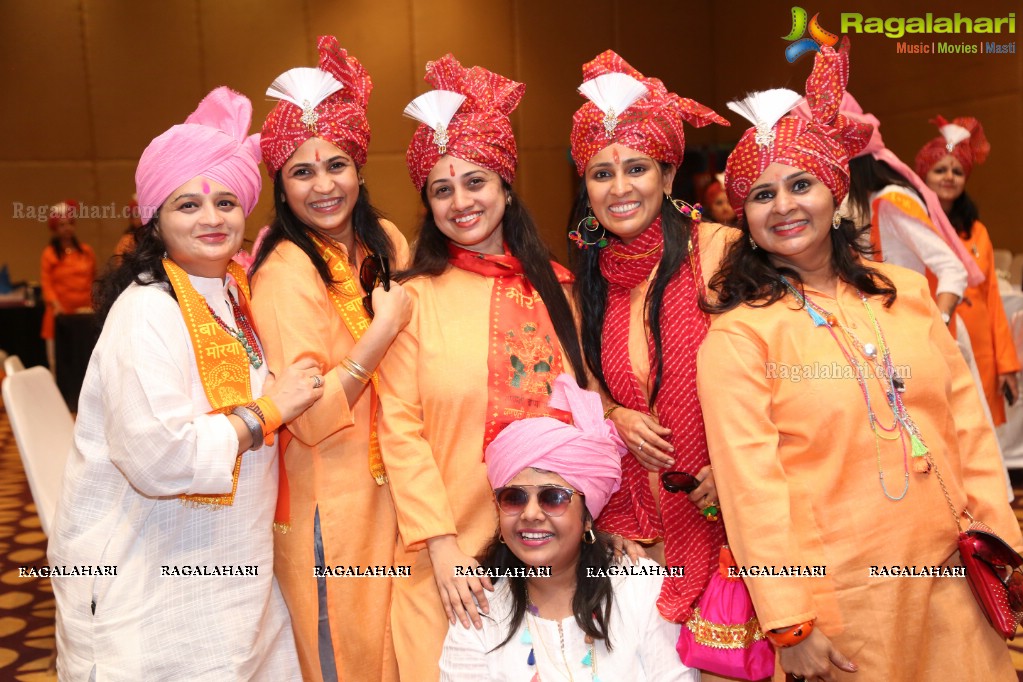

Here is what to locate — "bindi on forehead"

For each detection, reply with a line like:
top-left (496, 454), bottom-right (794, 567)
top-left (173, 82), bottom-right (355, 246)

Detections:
top-left (449, 163), bottom-right (456, 177)
top-left (201, 180), bottom-right (211, 195)
top-left (612, 148), bottom-right (620, 164)
top-left (314, 149), bottom-right (320, 162)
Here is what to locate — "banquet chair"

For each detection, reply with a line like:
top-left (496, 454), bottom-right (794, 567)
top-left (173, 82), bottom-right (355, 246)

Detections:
top-left (3, 354), bottom-right (25, 376)
top-left (1, 365), bottom-right (73, 536)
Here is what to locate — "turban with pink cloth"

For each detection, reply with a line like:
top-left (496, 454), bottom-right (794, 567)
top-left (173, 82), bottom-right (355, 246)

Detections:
top-left (485, 374), bottom-right (625, 521)
top-left (136, 87), bottom-right (262, 224)
top-left (792, 92), bottom-right (983, 287)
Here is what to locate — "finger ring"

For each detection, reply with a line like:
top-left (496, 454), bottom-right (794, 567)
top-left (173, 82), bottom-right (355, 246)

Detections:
top-left (312, 375), bottom-right (323, 389)
top-left (638, 439), bottom-right (645, 452)
top-left (701, 500), bottom-right (720, 523)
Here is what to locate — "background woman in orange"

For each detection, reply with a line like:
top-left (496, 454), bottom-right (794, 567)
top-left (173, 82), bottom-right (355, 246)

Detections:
top-left (248, 37), bottom-right (411, 682)
top-left (40, 199), bottom-right (95, 368)
top-left (378, 54), bottom-right (586, 680)
top-left (917, 116), bottom-right (1020, 426)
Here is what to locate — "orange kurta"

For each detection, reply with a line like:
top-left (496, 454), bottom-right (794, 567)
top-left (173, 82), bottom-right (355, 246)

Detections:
top-left (957, 220), bottom-right (1021, 425)
top-left (40, 243), bottom-right (96, 339)
top-left (377, 266), bottom-right (569, 682)
top-left (697, 262), bottom-right (1020, 681)
top-left (249, 221), bottom-right (409, 682)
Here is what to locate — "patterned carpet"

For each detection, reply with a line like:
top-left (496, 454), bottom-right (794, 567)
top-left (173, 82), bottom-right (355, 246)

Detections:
top-left (0, 388), bottom-right (1020, 679)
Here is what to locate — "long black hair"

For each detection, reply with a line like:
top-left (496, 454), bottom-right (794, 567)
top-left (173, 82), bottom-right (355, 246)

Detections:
top-left (95, 220), bottom-right (172, 326)
top-left (571, 163), bottom-right (698, 403)
top-left (249, 171), bottom-right (395, 288)
top-left (397, 182), bottom-right (587, 386)
top-left (944, 190), bottom-right (980, 240)
top-left (846, 156), bottom-right (923, 227)
top-left (478, 516), bottom-right (616, 652)
top-left (702, 213), bottom-right (897, 313)
top-left (48, 235), bottom-right (84, 261)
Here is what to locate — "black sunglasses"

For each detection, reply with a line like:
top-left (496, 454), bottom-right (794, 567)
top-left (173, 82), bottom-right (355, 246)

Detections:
top-left (359, 253), bottom-right (391, 318)
top-left (661, 471), bottom-right (700, 494)
top-left (493, 485), bottom-right (584, 518)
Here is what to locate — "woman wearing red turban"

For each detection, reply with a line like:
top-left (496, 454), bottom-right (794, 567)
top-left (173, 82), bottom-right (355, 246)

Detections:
top-left (248, 36), bottom-right (412, 682)
top-left (377, 54), bottom-right (587, 680)
top-left (917, 116), bottom-right (1020, 426)
top-left (699, 41), bottom-right (1019, 681)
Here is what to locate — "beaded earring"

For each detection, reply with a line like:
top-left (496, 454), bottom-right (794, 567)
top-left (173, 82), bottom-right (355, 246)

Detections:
top-left (748, 233), bottom-right (758, 250)
top-left (569, 207), bottom-right (609, 249)
top-left (665, 193), bottom-right (702, 223)
top-left (832, 210), bottom-right (841, 230)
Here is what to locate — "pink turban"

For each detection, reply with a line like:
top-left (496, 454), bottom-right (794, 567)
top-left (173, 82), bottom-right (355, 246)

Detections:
top-left (485, 374), bottom-right (625, 521)
top-left (136, 87), bottom-right (261, 224)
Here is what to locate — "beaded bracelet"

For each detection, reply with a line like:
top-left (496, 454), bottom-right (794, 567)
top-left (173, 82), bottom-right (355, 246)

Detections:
top-left (231, 406), bottom-right (264, 451)
top-left (764, 620), bottom-right (815, 648)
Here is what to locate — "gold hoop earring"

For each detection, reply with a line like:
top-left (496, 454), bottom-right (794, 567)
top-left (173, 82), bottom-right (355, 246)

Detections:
top-left (582, 528), bottom-right (596, 544)
top-left (569, 206), bottom-right (608, 249)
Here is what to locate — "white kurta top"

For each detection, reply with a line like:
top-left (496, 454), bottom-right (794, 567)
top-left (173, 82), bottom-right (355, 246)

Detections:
top-left (847, 184), bottom-right (968, 298)
top-left (438, 558), bottom-right (696, 681)
top-left (48, 275), bottom-right (299, 681)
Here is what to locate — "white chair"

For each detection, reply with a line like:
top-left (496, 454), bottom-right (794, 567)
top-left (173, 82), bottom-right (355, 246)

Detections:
top-left (2, 365), bottom-right (73, 536)
top-left (1010, 253), bottom-right (1023, 288)
top-left (994, 249), bottom-right (1012, 277)
top-left (3, 354), bottom-right (25, 376)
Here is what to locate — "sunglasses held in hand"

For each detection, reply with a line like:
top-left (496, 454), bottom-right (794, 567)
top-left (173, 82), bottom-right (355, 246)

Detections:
top-left (359, 253), bottom-right (391, 318)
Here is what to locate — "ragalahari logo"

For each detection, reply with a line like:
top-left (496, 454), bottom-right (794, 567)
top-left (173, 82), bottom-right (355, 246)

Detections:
top-left (783, 7), bottom-right (839, 62)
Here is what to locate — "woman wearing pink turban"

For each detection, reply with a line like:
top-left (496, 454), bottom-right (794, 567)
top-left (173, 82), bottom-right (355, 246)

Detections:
top-left (49, 87), bottom-right (323, 680)
top-left (439, 374), bottom-right (698, 680)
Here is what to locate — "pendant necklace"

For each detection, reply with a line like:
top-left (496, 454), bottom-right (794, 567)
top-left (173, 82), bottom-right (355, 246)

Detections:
top-left (781, 278), bottom-right (929, 501)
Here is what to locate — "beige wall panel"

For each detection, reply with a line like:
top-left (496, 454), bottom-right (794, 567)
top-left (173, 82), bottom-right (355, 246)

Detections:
top-left (411, 0), bottom-right (516, 86)
top-left (198, 0), bottom-right (309, 129)
top-left (514, 0), bottom-right (616, 151)
top-left (360, 152), bottom-right (424, 246)
top-left (309, 0), bottom-right (418, 155)
top-left (0, 0), bottom-right (93, 160)
top-left (0, 163), bottom-right (100, 284)
top-left (516, 149), bottom-right (580, 263)
top-left (84, 0), bottom-right (204, 160)
top-left (92, 160), bottom-right (138, 265)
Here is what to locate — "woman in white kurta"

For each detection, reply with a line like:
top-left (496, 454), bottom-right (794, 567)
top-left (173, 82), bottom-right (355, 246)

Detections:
top-left (48, 87), bottom-right (321, 681)
top-left (439, 375), bottom-right (696, 681)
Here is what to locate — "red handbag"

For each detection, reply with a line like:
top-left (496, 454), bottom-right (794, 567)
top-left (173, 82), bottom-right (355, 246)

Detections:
top-left (933, 461), bottom-right (1023, 639)
top-left (957, 524), bottom-right (1023, 639)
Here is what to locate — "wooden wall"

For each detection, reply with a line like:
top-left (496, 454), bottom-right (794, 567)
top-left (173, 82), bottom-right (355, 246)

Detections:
top-left (1, 0), bottom-right (1020, 284)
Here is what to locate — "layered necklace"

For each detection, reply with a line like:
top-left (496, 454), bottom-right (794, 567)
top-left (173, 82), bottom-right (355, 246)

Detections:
top-left (205, 291), bottom-right (263, 369)
top-left (781, 278), bottom-right (930, 500)
top-left (522, 588), bottom-right (600, 681)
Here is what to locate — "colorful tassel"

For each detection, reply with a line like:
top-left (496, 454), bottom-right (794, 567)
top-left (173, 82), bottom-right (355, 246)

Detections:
top-left (527, 648), bottom-right (535, 666)
top-left (581, 649), bottom-right (593, 666)
top-left (807, 305), bottom-right (828, 327)
top-left (910, 433), bottom-right (929, 457)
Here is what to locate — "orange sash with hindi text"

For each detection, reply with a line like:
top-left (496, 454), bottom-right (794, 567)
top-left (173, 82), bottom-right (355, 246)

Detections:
top-left (447, 243), bottom-right (573, 453)
top-left (163, 258), bottom-right (254, 508)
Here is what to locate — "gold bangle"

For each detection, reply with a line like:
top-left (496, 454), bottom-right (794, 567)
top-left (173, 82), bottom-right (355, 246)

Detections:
top-left (339, 357), bottom-right (371, 384)
top-left (603, 404), bottom-right (620, 420)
